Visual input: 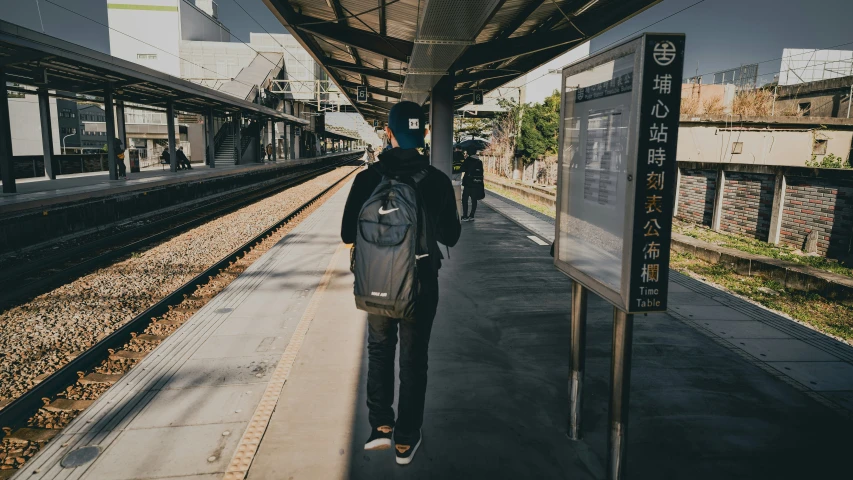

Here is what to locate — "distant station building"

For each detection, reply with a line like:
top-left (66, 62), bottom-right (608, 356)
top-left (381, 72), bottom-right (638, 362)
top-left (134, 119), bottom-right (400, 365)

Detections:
top-left (106, 0), bottom-right (230, 77)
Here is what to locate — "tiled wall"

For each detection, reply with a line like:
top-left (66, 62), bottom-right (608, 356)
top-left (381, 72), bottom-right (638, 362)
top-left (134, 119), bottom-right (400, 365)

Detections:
top-left (780, 177), bottom-right (853, 256)
top-left (677, 169), bottom-right (715, 226)
top-left (719, 172), bottom-right (775, 240)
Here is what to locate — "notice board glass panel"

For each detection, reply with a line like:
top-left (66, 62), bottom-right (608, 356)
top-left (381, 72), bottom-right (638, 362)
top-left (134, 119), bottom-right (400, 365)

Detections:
top-left (558, 54), bottom-right (635, 293)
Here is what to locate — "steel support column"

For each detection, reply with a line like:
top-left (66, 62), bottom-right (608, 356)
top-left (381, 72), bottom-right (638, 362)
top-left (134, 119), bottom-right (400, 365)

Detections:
top-left (270, 120), bottom-right (276, 162)
top-left (115, 100), bottom-right (127, 147)
top-left (0, 68), bottom-right (15, 193)
top-left (116, 100), bottom-right (129, 173)
top-left (166, 101), bottom-right (177, 172)
top-left (206, 108), bottom-right (216, 168)
top-left (234, 112), bottom-right (242, 165)
top-left (290, 124), bottom-right (297, 159)
top-left (37, 88), bottom-right (56, 180)
top-left (104, 87), bottom-right (118, 180)
top-left (568, 282), bottom-right (588, 441)
top-left (607, 309), bottom-right (634, 480)
top-left (429, 70), bottom-right (454, 179)
top-left (283, 124), bottom-right (290, 160)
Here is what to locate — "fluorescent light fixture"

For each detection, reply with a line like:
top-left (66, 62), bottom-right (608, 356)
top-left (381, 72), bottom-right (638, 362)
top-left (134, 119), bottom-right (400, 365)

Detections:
top-left (574, 0), bottom-right (598, 16)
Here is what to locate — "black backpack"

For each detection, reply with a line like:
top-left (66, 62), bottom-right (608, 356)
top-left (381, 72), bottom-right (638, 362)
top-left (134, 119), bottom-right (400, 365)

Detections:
top-left (352, 169), bottom-right (435, 319)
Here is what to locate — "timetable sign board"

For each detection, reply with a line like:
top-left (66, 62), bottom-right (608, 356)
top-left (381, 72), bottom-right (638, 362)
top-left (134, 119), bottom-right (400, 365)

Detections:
top-left (554, 33), bottom-right (685, 313)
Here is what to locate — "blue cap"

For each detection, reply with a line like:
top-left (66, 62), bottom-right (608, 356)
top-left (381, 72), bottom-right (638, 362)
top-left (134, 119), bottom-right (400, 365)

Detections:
top-left (387, 101), bottom-right (426, 150)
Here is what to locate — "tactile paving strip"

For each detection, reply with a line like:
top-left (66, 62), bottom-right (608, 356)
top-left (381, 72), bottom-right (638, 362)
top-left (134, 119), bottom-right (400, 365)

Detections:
top-left (222, 244), bottom-right (344, 480)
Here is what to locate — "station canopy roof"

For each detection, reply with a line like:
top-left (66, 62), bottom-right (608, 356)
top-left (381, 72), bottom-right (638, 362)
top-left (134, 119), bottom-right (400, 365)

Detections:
top-left (265, 0), bottom-right (660, 124)
top-left (323, 129), bottom-right (360, 142)
top-left (0, 21), bottom-right (307, 125)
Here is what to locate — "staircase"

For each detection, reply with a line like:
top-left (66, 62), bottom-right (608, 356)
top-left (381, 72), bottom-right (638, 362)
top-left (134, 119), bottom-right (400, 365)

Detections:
top-left (214, 132), bottom-right (236, 167)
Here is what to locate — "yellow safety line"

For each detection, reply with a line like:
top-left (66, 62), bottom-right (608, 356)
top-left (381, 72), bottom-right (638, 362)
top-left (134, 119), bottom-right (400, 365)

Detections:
top-left (223, 244), bottom-right (344, 480)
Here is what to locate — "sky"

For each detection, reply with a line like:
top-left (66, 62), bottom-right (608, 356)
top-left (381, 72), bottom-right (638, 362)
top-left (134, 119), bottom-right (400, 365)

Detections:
top-left (1, 0), bottom-right (851, 84)
top-left (589, 0), bottom-right (853, 84)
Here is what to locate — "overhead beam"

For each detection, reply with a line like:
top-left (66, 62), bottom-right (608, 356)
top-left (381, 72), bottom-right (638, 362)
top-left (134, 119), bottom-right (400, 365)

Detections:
top-left (455, 69), bottom-right (520, 83)
top-left (291, 13), bottom-right (413, 62)
top-left (495, 0), bottom-right (546, 40)
top-left (456, 27), bottom-right (583, 69)
top-left (379, 0), bottom-right (387, 36)
top-left (326, 0), bottom-right (365, 85)
top-left (0, 50), bottom-right (47, 67)
top-left (363, 99), bottom-right (395, 111)
top-left (263, 0), bottom-right (381, 120)
top-left (324, 58), bottom-right (405, 83)
top-left (339, 80), bottom-right (401, 99)
top-left (463, 0), bottom-right (660, 95)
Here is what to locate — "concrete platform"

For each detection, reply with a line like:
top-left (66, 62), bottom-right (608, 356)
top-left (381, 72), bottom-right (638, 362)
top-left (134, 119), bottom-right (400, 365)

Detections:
top-left (15, 182), bottom-right (853, 480)
top-left (0, 150), bottom-right (361, 214)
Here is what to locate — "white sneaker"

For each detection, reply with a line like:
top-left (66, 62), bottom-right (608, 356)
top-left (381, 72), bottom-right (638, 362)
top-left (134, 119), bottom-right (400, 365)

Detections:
top-left (395, 430), bottom-right (422, 465)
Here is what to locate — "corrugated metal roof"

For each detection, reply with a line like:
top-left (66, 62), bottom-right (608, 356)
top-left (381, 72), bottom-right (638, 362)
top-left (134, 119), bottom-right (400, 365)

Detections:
top-left (266, 0), bottom-right (660, 121)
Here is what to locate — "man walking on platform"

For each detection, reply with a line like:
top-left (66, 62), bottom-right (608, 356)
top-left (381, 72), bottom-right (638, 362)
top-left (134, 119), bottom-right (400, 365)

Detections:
top-left (341, 101), bottom-right (461, 466)
top-left (461, 150), bottom-right (485, 221)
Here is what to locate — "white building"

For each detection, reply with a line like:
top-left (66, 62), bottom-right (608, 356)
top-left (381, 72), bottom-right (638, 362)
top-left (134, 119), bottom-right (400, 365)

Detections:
top-left (779, 48), bottom-right (853, 86)
top-left (107, 0), bottom-right (230, 77)
top-left (9, 92), bottom-right (60, 156)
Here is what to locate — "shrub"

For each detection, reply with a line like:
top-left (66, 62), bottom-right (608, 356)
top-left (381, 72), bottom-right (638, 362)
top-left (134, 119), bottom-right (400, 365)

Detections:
top-left (805, 153), bottom-right (850, 169)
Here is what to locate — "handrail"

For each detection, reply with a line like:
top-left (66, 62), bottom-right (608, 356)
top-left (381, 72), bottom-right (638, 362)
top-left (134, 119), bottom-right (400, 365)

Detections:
top-left (213, 121), bottom-right (232, 153)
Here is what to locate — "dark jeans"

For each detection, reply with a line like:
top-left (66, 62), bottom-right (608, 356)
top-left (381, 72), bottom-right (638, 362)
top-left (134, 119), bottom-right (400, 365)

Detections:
top-left (117, 158), bottom-right (126, 177)
top-left (366, 275), bottom-right (438, 443)
top-left (462, 188), bottom-right (477, 217)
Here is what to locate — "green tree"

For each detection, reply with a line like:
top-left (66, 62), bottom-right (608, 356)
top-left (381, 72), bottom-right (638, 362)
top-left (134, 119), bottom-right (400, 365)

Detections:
top-left (455, 117), bottom-right (490, 142)
top-left (516, 90), bottom-right (560, 162)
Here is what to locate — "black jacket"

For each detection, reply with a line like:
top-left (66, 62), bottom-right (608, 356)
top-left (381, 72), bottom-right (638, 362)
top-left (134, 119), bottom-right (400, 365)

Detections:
top-left (176, 149), bottom-right (190, 163)
top-left (461, 156), bottom-right (484, 187)
top-left (341, 147), bottom-right (461, 273)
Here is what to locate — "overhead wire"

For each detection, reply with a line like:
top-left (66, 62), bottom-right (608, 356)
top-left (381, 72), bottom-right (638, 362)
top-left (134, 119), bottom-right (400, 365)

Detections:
top-left (508, 0), bottom-right (708, 93)
top-left (175, 0), bottom-right (290, 77)
top-left (34, 0), bottom-right (46, 33)
top-left (40, 0), bottom-right (259, 92)
top-left (689, 40), bottom-right (853, 81)
top-left (223, 0), bottom-right (318, 81)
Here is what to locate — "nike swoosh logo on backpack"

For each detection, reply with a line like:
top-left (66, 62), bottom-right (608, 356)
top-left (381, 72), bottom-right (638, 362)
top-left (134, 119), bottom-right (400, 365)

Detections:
top-left (378, 207), bottom-right (399, 215)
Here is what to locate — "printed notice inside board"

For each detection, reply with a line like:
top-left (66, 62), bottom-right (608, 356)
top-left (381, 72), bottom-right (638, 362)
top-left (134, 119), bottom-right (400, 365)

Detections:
top-left (583, 108), bottom-right (624, 208)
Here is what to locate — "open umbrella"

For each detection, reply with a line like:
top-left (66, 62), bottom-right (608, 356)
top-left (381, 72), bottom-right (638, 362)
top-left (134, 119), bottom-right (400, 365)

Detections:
top-left (456, 139), bottom-right (489, 153)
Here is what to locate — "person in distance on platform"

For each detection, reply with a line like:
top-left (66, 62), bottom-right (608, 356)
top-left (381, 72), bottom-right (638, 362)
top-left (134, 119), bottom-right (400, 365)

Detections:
top-left (341, 101), bottom-right (461, 466)
top-left (113, 137), bottom-right (127, 179)
top-left (161, 147), bottom-right (170, 168)
top-left (365, 143), bottom-right (376, 165)
top-left (176, 146), bottom-right (192, 170)
top-left (461, 149), bottom-right (485, 221)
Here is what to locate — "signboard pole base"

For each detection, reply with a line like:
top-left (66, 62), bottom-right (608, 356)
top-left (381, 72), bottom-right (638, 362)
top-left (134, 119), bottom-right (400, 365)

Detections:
top-left (607, 308), bottom-right (634, 480)
top-left (568, 281), bottom-right (588, 441)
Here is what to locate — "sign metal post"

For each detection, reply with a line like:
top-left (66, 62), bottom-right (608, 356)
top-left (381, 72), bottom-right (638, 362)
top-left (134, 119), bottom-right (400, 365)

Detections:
top-left (568, 281), bottom-right (588, 441)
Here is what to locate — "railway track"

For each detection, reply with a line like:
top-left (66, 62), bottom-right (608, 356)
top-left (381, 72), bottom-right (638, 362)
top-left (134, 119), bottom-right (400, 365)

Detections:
top-left (0, 155), bottom-right (362, 310)
top-left (0, 162), bottom-right (361, 453)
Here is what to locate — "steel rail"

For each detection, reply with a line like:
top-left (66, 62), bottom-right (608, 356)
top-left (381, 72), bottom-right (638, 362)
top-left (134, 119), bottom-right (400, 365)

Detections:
top-left (0, 155), bottom-right (362, 310)
top-left (0, 160), bottom-right (361, 431)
